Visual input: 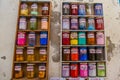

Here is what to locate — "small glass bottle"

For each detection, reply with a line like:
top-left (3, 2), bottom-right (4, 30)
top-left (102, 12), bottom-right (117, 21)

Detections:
top-left (27, 64), bottom-right (35, 78)
top-left (30, 17), bottom-right (37, 30)
top-left (20, 3), bottom-right (28, 16)
top-left (15, 48), bottom-right (24, 61)
top-left (14, 64), bottom-right (23, 79)
top-left (42, 3), bottom-right (49, 15)
top-left (30, 3), bottom-right (38, 15)
top-left (39, 48), bottom-right (47, 61)
top-left (87, 32), bottom-right (95, 45)
top-left (39, 64), bottom-right (46, 79)
top-left (41, 17), bottom-right (48, 30)
top-left (62, 47), bottom-right (70, 61)
top-left (27, 48), bottom-right (35, 61)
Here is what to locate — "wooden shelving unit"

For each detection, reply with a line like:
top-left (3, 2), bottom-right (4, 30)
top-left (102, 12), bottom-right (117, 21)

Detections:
top-left (12, 1), bottom-right (51, 80)
top-left (61, 2), bottom-right (106, 80)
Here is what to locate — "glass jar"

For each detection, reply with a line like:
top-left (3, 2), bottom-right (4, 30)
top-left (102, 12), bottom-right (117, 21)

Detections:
top-left (19, 17), bottom-right (27, 30)
top-left (86, 3), bottom-right (94, 15)
top-left (17, 32), bottom-right (26, 46)
top-left (27, 64), bottom-right (35, 78)
top-left (41, 17), bottom-right (48, 30)
top-left (42, 3), bottom-right (49, 15)
top-left (14, 64), bottom-right (23, 78)
top-left (30, 17), bottom-right (37, 30)
top-left (27, 48), bottom-right (35, 61)
top-left (79, 18), bottom-right (86, 30)
top-left (28, 32), bottom-right (36, 46)
top-left (39, 48), bottom-right (47, 61)
top-left (62, 63), bottom-right (70, 77)
top-left (96, 32), bottom-right (104, 45)
top-left (62, 47), bottom-right (70, 61)
top-left (40, 31), bottom-right (48, 45)
top-left (62, 32), bottom-right (70, 45)
top-left (30, 3), bottom-right (38, 15)
top-left (88, 18), bottom-right (95, 30)
top-left (78, 4), bottom-right (86, 15)
top-left (70, 32), bottom-right (78, 45)
top-left (87, 32), bottom-right (95, 45)
top-left (88, 47), bottom-right (96, 61)
top-left (96, 47), bottom-right (104, 60)
top-left (15, 48), bottom-right (24, 61)
top-left (95, 18), bottom-right (104, 30)
top-left (63, 3), bottom-right (70, 15)
top-left (62, 17), bottom-right (70, 30)
top-left (71, 47), bottom-right (79, 61)
top-left (20, 3), bottom-right (28, 16)
top-left (39, 64), bottom-right (46, 79)
top-left (70, 18), bottom-right (78, 30)
top-left (71, 4), bottom-right (78, 15)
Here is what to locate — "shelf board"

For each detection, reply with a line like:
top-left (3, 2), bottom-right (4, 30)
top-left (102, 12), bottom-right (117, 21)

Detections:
top-left (62, 15), bottom-right (103, 18)
top-left (62, 60), bottom-right (106, 63)
top-left (62, 45), bottom-right (105, 47)
top-left (19, 15), bottom-right (49, 17)
top-left (18, 30), bottom-right (48, 32)
top-left (16, 45), bottom-right (47, 48)
top-left (14, 61), bottom-right (47, 64)
top-left (12, 77), bottom-right (46, 80)
top-left (62, 30), bottom-right (104, 32)
top-left (62, 76), bottom-right (106, 79)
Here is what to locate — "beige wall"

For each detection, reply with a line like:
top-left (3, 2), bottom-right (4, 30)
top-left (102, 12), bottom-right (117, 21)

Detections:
top-left (0, 0), bottom-right (120, 80)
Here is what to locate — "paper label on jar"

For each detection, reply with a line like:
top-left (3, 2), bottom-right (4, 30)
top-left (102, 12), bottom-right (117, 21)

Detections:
top-left (98, 64), bottom-right (105, 70)
top-left (15, 66), bottom-right (21, 71)
top-left (40, 33), bottom-right (47, 38)
top-left (96, 49), bottom-right (102, 54)
top-left (71, 32), bottom-right (77, 39)
top-left (80, 18), bottom-right (86, 24)
top-left (71, 65), bottom-right (77, 70)
top-left (72, 5), bottom-right (78, 9)
top-left (80, 64), bottom-right (87, 70)
top-left (27, 65), bottom-right (34, 71)
top-left (71, 48), bottom-right (78, 54)
top-left (31, 3), bottom-right (38, 9)
top-left (62, 65), bottom-right (69, 76)
top-left (80, 49), bottom-right (87, 54)
top-left (30, 18), bottom-right (36, 23)
top-left (63, 4), bottom-right (70, 8)
top-left (16, 49), bottom-right (23, 54)
top-left (89, 63), bottom-right (96, 76)
top-left (27, 49), bottom-right (34, 54)
top-left (89, 49), bottom-right (95, 54)
top-left (71, 19), bottom-right (78, 23)
top-left (42, 6), bottom-right (48, 10)
top-left (97, 18), bottom-right (103, 24)
top-left (63, 18), bottom-right (70, 29)
top-left (95, 5), bottom-right (102, 10)
top-left (39, 66), bottom-right (46, 71)
top-left (79, 5), bottom-right (85, 9)
top-left (21, 3), bottom-right (28, 9)
top-left (96, 32), bottom-right (104, 39)
top-left (18, 33), bottom-right (25, 39)
top-left (88, 19), bottom-right (94, 25)
top-left (88, 33), bottom-right (94, 38)
top-left (40, 49), bottom-right (47, 54)
top-left (79, 33), bottom-right (85, 38)
top-left (63, 49), bottom-right (70, 54)
top-left (63, 33), bottom-right (69, 38)
top-left (29, 34), bottom-right (35, 39)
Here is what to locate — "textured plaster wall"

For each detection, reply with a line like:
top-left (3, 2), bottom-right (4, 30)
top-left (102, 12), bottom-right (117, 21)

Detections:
top-left (0, 0), bottom-right (120, 80)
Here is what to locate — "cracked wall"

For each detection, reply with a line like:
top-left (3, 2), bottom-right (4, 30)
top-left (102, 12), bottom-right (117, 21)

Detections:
top-left (0, 0), bottom-right (120, 80)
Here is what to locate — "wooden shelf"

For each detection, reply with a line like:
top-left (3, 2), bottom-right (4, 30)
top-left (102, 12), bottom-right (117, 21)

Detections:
top-left (12, 77), bottom-right (47, 80)
top-left (16, 45), bottom-right (47, 48)
top-left (62, 60), bottom-right (106, 63)
top-left (19, 15), bottom-right (49, 17)
top-left (14, 61), bottom-right (47, 64)
top-left (18, 30), bottom-right (48, 32)
top-left (62, 30), bottom-right (104, 32)
top-left (62, 15), bottom-right (103, 18)
top-left (62, 45), bottom-right (105, 47)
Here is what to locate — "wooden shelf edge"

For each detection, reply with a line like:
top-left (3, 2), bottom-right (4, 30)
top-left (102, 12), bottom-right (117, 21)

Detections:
top-left (14, 61), bottom-right (47, 63)
top-left (62, 60), bottom-right (106, 63)
top-left (62, 30), bottom-right (104, 32)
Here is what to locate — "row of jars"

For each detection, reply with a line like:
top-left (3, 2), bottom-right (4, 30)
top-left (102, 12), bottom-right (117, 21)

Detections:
top-left (62, 47), bottom-right (104, 61)
top-left (19, 17), bottom-right (49, 30)
top-left (17, 32), bottom-right (48, 46)
top-left (62, 32), bottom-right (105, 45)
top-left (14, 63), bottom-right (46, 79)
top-left (15, 47), bottom-right (47, 61)
top-left (20, 3), bottom-right (49, 15)
top-left (62, 62), bottom-right (106, 77)
top-left (63, 3), bottom-right (103, 15)
top-left (62, 17), bottom-right (104, 30)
